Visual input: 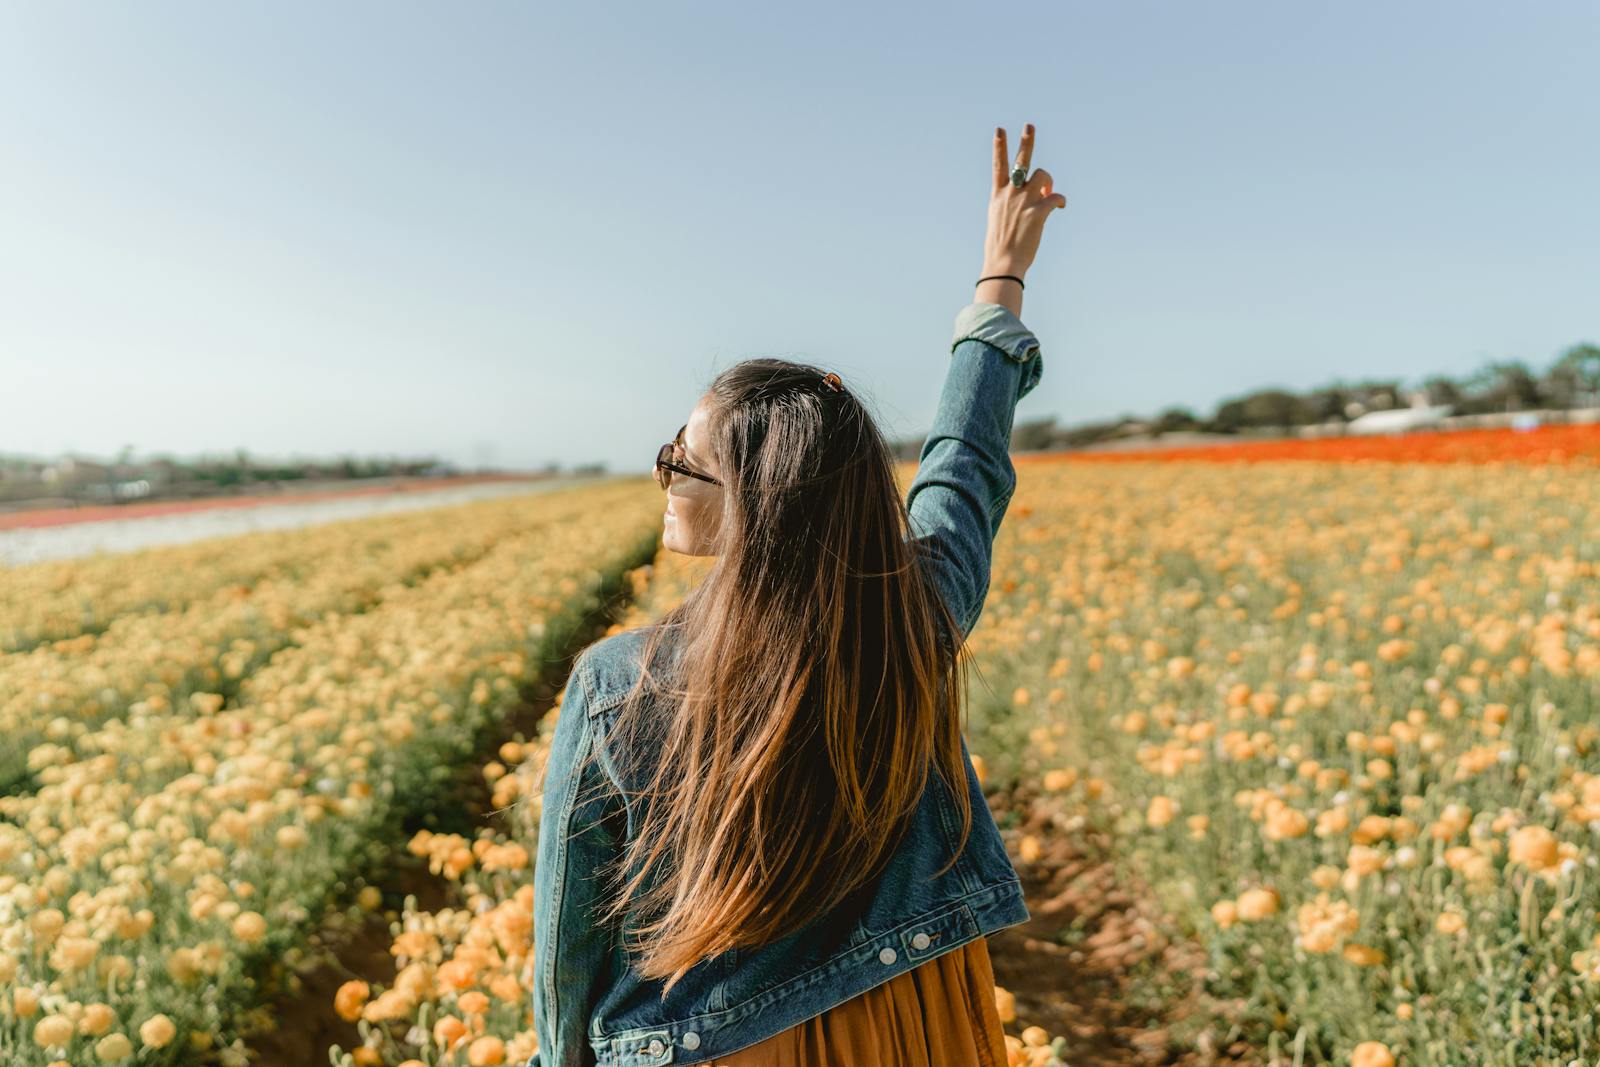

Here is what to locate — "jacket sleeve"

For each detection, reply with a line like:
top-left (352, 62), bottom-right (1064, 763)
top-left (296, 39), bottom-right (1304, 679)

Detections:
top-left (530, 654), bottom-right (625, 1067)
top-left (904, 302), bottom-right (1044, 643)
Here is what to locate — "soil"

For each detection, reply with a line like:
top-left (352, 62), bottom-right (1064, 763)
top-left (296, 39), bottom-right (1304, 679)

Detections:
top-left (984, 800), bottom-right (1261, 1066)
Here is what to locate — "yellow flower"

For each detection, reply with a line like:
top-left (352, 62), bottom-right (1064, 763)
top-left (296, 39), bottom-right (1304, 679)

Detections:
top-left (1342, 942), bottom-right (1386, 967)
top-left (1508, 825), bottom-right (1559, 870)
top-left (433, 1015), bottom-right (469, 1053)
top-left (1147, 795), bottom-right (1178, 828)
top-left (1316, 807), bottom-right (1350, 837)
top-left (1042, 768), bottom-right (1077, 792)
top-left (139, 1014), bottom-right (177, 1049)
top-left (994, 985), bottom-right (1017, 1023)
top-left (80, 1003), bottom-right (116, 1037)
top-left (467, 1036), bottom-right (507, 1065)
top-left (1265, 806), bottom-right (1309, 840)
top-left (96, 1034), bottom-right (134, 1060)
top-left (1017, 835), bottom-right (1042, 863)
top-left (1347, 845), bottom-right (1386, 877)
top-left (33, 1015), bottom-right (74, 1049)
top-left (1351, 815), bottom-right (1391, 845)
top-left (1236, 888), bottom-right (1279, 921)
top-left (1310, 866), bottom-right (1342, 890)
top-left (1351, 1041), bottom-right (1395, 1067)
top-left (232, 911), bottom-right (268, 944)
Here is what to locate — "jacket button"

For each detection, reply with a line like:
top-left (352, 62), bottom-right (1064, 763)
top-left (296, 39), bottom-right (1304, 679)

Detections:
top-left (683, 1031), bottom-right (701, 1050)
top-left (912, 931), bottom-right (931, 950)
top-left (646, 1038), bottom-right (664, 1055)
top-left (879, 946), bottom-right (897, 964)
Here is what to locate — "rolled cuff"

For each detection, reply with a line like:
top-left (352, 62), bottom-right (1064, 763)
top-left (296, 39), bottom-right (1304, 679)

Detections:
top-left (950, 302), bottom-right (1041, 363)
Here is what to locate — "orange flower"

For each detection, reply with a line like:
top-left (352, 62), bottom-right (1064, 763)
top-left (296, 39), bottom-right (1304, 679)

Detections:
top-left (1351, 1041), bottom-right (1396, 1067)
top-left (1508, 825), bottom-right (1560, 870)
top-left (334, 980), bottom-right (370, 1023)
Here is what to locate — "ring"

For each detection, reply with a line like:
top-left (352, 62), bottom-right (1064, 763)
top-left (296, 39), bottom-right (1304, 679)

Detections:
top-left (1010, 165), bottom-right (1028, 189)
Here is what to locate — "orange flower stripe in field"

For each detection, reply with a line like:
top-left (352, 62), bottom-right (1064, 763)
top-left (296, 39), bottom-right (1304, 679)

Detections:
top-left (1015, 424), bottom-right (1600, 466)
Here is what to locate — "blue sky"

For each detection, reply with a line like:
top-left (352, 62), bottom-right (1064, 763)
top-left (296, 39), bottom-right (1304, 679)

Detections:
top-left (2, 1), bottom-right (1595, 473)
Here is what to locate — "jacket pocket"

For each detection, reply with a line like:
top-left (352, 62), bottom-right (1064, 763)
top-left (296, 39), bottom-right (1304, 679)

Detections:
top-left (708, 947), bottom-right (738, 1013)
top-left (931, 763), bottom-right (967, 866)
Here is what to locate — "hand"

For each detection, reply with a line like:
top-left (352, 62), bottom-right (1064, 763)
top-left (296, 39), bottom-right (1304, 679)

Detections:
top-left (981, 124), bottom-right (1067, 280)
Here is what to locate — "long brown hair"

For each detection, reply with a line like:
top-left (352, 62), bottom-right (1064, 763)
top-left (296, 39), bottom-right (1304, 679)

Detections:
top-left (562, 358), bottom-right (976, 998)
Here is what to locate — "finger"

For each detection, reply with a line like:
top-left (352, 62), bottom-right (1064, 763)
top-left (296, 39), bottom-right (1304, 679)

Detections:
top-left (1013, 123), bottom-right (1034, 176)
top-left (1027, 166), bottom-right (1053, 197)
top-left (992, 127), bottom-right (1007, 192)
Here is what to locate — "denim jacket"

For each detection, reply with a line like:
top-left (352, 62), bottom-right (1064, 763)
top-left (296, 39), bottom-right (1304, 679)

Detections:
top-left (528, 302), bottom-right (1044, 1067)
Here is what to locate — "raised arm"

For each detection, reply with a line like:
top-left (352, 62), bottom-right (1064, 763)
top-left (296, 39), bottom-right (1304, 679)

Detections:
top-left (905, 306), bottom-right (1043, 643)
top-left (905, 123), bottom-right (1065, 644)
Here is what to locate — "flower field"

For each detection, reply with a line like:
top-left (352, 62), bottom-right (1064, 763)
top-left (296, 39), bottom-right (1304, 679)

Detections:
top-left (6, 423), bottom-right (1599, 1067)
top-left (0, 479), bottom-right (666, 1067)
top-left (1031, 421), bottom-right (1600, 467)
top-left (972, 455), bottom-right (1600, 1065)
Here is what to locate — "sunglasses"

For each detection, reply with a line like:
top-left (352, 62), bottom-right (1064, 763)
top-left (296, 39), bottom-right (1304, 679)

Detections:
top-left (654, 424), bottom-right (724, 490)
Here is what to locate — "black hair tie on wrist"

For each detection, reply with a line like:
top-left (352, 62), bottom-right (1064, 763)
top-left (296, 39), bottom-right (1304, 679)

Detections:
top-left (976, 274), bottom-right (1024, 290)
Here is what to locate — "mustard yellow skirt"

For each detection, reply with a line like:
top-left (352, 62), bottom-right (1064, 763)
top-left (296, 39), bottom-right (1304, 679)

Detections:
top-left (707, 937), bottom-right (1008, 1067)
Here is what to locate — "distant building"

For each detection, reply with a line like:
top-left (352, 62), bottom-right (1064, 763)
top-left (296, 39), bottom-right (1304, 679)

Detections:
top-left (41, 457), bottom-right (113, 485)
top-left (1346, 404), bottom-right (1453, 435)
top-left (145, 459), bottom-right (182, 486)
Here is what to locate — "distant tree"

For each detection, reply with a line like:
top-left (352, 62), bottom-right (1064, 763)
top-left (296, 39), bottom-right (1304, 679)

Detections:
top-left (1206, 389), bottom-right (1307, 430)
top-left (1486, 360), bottom-right (1543, 412)
top-left (1012, 415), bottom-right (1058, 451)
top-left (1345, 379), bottom-right (1404, 412)
top-left (1301, 387), bottom-right (1350, 422)
top-left (1543, 343), bottom-right (1600, 408)
top-left (1210, 398), bottom-right (1247, 434)
top-left (1420, 375), bottom-right (1463, 408)
top-left (1242, 389), bottom-right (1305, 427)
top-left (1152, 407), bottom-right (1199, 436)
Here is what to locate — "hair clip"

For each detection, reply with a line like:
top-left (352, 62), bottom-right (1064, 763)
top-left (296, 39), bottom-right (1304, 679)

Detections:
top-left (820, 372), bottom-right (844, 393)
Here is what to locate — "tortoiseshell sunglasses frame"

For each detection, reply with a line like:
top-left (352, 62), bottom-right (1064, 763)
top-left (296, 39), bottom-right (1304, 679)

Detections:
top-left (654, 424), bottom-right (723, 489)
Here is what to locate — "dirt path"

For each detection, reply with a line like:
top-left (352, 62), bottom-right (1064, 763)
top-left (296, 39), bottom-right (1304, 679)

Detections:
top-left (985, 791), bottom-right (1260, 1067)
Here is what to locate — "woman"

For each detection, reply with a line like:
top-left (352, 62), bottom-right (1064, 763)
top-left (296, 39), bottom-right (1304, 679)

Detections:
top-left (529, 123), bottom-right (1065, 1067)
